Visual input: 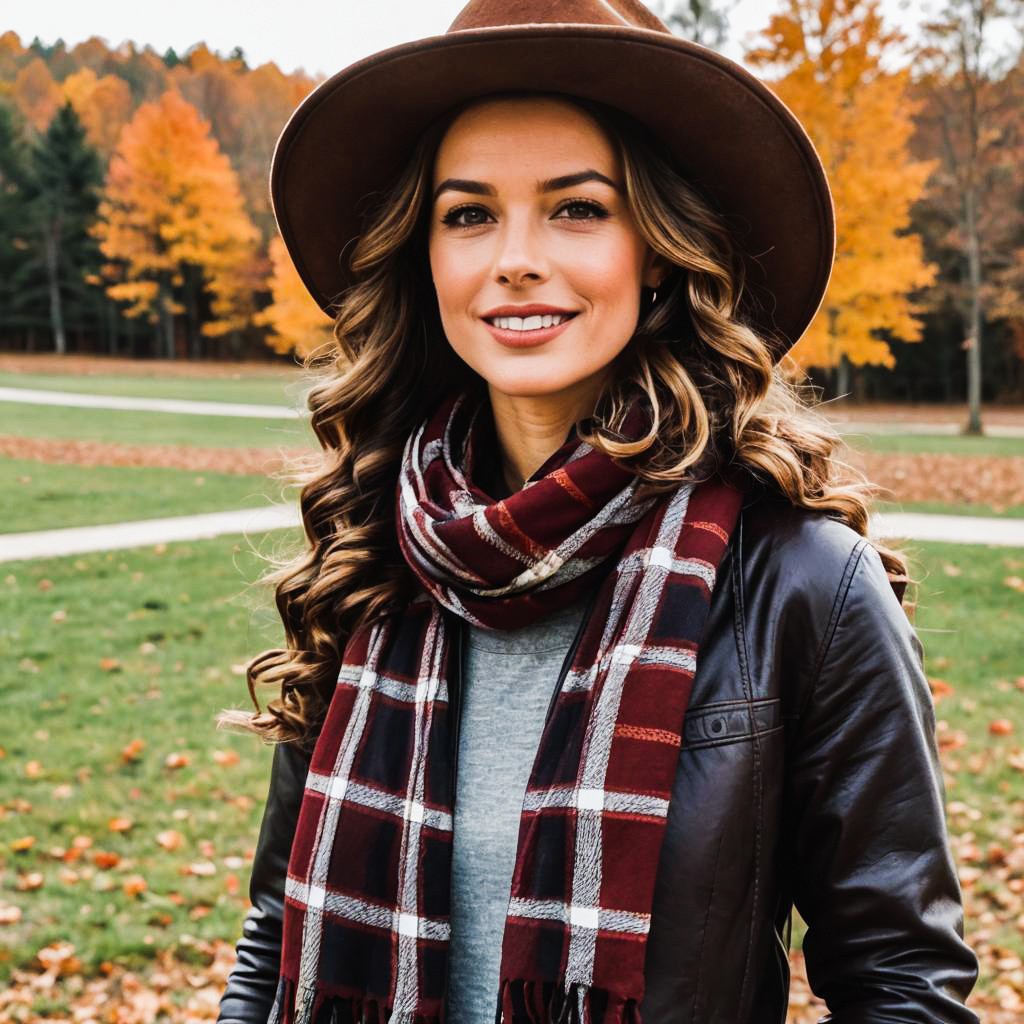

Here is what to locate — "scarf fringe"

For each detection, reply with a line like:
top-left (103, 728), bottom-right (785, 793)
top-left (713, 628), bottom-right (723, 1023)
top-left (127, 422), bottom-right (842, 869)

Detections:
top-left (268, 976), bottom-right (413, 1024)
top-left (496, 978), bottom-right (640, 1024)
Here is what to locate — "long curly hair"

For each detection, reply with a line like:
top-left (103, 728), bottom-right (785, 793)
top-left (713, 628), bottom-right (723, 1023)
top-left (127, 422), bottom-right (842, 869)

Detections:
top-left (216, 92), bottom-right (910, 753)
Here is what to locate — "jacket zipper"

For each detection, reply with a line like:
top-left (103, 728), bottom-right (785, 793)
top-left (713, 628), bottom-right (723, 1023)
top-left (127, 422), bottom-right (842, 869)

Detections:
top-left (448, 583), bottom-right (603, 802)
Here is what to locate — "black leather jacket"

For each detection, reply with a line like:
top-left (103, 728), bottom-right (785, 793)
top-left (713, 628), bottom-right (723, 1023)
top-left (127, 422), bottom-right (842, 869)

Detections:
top-left (217, 489), bottom-right (979, 1023)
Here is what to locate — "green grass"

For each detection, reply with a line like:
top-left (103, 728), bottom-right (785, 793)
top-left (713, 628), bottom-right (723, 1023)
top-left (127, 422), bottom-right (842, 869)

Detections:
top-left (0, 537), bottom-right (1020, 986)
top-left (0, 531), bottom-right (303, 982)
top-left (842, 431), bottom-right (1024, 457)
top-left (0, 459), bottom-right (293, 533)
top-left (0, 371), bottom-right (307, 408)
top-left (0, 402), bottom-right (316, 450)
top-left (878, 500), bottom-right (1024, 520)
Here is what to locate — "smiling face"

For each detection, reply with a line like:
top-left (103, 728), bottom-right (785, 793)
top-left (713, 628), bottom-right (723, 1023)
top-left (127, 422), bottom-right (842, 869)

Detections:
top-left (427, 95), bottom-right (665, 408)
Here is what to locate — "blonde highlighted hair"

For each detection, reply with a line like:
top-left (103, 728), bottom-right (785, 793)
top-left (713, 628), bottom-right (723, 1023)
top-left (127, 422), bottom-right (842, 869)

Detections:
top-left (217, 92), bottom-right (909, 752)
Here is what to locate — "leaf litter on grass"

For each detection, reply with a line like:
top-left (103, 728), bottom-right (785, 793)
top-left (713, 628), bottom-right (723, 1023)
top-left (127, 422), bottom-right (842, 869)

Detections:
top-left (1, 539), bottom-right (1022, 1020)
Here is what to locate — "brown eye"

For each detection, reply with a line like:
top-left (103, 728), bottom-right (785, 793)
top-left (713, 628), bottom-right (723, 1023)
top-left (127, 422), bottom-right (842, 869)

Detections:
top-left (556, 199), bottom-right (608, 221)
top-left (441, 205), bottom-right (491, 228)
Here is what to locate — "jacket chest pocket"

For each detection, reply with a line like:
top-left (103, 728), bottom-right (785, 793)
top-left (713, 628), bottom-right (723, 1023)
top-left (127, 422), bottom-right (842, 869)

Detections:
top-left (683, 697), bottom-right (782, 749)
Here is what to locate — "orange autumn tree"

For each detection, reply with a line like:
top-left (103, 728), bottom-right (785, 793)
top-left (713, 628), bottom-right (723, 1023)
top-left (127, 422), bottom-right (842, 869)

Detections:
top-left (95, 89), bottom-right (258, 358)
top-left (256, 235), bottom-right (334, 357)
top-left (746, 0), bottom-right (937, 386)
top-left (61, 68), bottom-right (135, 158)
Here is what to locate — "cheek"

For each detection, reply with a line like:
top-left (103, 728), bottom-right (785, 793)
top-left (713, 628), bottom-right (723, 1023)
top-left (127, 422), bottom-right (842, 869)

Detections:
top-left (428, 237), bottom-right (481, 316)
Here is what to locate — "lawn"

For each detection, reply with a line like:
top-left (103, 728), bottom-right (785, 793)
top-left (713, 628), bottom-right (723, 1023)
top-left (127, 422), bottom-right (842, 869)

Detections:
top-left (877, 500), bottom-right (1024, 519)
top-left (0, 402), bottom-right (315, 450)
top-left (843, 431), bottom-right (1024, 458)
top-left (0, 372), bottom-right (307, 408)
top-left (1, 531), bottom-right (303, 984)
top-left (1, 534), bottom-right (1020, 1007)
top-left (0, 460), bottom-right (293, 533)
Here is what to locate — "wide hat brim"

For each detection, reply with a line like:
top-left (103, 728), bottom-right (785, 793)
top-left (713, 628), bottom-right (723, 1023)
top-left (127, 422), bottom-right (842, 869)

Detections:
top-left (270, 24), bottom-right (835, 362)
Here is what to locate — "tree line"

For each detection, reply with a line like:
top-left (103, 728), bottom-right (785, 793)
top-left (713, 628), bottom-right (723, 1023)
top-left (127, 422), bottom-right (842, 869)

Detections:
top-left (0, 0), bottom-right (1020, 414)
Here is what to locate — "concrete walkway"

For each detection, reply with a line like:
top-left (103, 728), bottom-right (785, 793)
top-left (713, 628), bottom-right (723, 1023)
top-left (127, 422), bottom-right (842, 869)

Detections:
top-left (1, 506), bottom-right (1023, 564)
top-left (872, 511), bottom-right (1024, 546)
top-left (0, 505), bottom-right (301, 563)
top-left (0, 386), bottom-right (303, 419)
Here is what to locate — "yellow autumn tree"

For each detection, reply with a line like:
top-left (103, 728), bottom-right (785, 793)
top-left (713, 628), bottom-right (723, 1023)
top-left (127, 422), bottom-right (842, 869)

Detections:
top-left (746, 0), bottom-right (937, 380)
top-left (256, 235), bottom-right (335, 357)
top-left (94, 89), bottom-right (258, 358)
top-left (61, 68), bottom-right (135, 157)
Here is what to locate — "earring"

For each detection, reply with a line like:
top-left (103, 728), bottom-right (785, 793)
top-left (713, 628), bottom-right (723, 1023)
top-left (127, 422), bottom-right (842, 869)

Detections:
top-left (651, 288), bottom-right (658, 305)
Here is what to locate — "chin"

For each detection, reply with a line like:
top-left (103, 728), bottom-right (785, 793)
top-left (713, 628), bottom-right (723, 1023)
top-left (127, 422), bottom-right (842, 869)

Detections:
top-left (482, 367), bottom-right (595, 399)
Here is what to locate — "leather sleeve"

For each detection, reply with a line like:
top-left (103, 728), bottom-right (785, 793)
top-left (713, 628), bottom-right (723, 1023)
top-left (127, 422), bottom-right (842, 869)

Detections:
top-left (784, 539), bottom-right (979, 1022)
top-left (217, 739), bottom-right (310, 1024)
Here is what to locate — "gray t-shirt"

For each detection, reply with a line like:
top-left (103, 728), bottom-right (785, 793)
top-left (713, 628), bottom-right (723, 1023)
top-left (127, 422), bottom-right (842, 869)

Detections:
top-left (445, 595), bottom-right (590, 1023)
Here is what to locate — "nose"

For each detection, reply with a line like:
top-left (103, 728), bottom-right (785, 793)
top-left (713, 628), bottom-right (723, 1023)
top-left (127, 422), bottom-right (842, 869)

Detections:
top-left (491, 215), bottom-right (549, 288)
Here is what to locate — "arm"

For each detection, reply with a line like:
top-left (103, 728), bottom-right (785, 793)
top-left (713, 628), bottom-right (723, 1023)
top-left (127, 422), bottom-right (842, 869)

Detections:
top-left (217, 739), bottom-right (310, 1024)
top-left (785, 541), bottom-right (979, 1022)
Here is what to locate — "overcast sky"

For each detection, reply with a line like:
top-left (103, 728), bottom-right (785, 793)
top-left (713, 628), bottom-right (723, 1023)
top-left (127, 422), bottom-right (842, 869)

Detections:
top-left (4, 0), bottom-right (946, 77)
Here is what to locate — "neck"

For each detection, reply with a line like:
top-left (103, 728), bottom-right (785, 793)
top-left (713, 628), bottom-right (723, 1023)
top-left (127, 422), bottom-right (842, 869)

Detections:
top-left (488, 375), bottom-right (605, 493)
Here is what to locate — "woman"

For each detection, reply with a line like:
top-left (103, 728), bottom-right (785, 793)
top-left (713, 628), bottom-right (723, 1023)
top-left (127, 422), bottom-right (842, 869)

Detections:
top-left (217, 2), bottom-right (978, 1022)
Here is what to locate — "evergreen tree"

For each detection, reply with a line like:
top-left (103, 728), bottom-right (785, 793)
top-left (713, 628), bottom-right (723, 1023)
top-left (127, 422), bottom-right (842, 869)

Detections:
top-left (25, 101), bottom-right (104, 353)
top-left (0, 103), bottom-right (37, 341)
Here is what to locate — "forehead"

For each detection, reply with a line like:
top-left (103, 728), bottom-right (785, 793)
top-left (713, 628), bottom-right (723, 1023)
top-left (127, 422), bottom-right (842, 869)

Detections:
top-left (432, 97), bottom-right (618, 182)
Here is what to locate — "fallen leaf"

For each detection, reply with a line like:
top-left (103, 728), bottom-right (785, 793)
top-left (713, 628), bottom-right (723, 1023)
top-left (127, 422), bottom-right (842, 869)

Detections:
top-left (108, 817), bottom-right (134, 833)
top-left (11, 836), bottom-right (35, 852)
top-left (121, 738), bottom-right (145, 762)
top-left (92, 851), bottom-right (121, 869)
top-left (0, 904), bottom-right (22, 924)
top-left (16, 872), bottom-right (43, 891)
top-left (212, 749), bottom-right (239, 766)
top-left (99, 657), bottom-right (122, 672)
top-left (990, 719), bottom-right (1015, 736)
top-left (122, 874), bottom-right (147, 896)
top-left (156, 829), bottom-right (184, 851)
top-left (24, 760), bottom-right (42, 778)
top-left (928, 677), bottom-right (955, 702)
top-left (164, 752), bottom-right (191, 769)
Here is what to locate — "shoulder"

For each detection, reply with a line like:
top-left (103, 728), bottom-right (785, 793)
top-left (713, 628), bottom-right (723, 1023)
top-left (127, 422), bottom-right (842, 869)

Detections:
top-left (730, 483), bottom-right (910, 670)
top-left (736, 484), bottom-right (875, 600)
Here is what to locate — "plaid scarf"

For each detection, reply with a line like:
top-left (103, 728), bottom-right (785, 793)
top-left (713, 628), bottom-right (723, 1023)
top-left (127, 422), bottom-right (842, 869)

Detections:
top-left (268, 391), bottom-right (743, 1024)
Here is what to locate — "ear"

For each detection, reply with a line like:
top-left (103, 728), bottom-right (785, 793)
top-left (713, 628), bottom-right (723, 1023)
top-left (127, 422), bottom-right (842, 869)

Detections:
top-left (642, 248), bottom-right (672, 290)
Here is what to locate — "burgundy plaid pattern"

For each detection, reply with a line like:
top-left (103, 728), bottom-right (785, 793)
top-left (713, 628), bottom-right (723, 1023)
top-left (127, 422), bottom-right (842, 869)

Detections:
top-left (268, 393), bottom-right (743, 1024)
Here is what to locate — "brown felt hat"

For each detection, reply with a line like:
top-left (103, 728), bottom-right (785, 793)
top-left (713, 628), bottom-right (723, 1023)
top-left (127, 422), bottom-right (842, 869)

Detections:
top-left (270, 0), bottom-right (835, 361)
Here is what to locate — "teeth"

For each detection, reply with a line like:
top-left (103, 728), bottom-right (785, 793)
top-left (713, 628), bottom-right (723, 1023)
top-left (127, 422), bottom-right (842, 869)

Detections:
top-left (492, 313), bottom-right (571, 331)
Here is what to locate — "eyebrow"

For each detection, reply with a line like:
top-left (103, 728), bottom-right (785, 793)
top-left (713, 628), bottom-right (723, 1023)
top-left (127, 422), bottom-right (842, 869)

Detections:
top-left (432, 169), bottom-right (620, 204)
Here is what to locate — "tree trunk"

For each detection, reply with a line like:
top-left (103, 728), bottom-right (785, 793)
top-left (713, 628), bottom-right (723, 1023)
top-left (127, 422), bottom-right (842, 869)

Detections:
top-left (158, 276), bottom-right (176, 359)
top-left (43, 230), bottom-right (66, 355)
top-left (836, 352), bottom-right (851, 399)
top-left (185, 266), bottom-right (201, 360)
top-left (963, 184), bottom-right (984, 435)
top-left (106, 299), bottom-right (118, 356)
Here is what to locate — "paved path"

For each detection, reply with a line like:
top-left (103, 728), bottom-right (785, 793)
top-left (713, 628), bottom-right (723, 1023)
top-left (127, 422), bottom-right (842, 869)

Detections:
top-left (1, 507), bottom-right (1022, 564)
top-left (0, 386), bottom-right (303, 419)
top-left (0, 505), bottom-right (301, 563)
top-left (872, 511), bottom-right (1024, 546)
